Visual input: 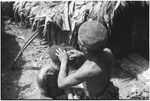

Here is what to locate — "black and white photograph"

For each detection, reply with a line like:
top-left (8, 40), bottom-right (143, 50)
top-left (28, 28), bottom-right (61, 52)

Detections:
top-left (1, 1), bottom-right (149, 100)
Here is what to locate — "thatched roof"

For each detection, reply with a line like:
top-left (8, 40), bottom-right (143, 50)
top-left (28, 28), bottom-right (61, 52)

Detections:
top-left (14, 1), bottom-right (148, 32)
top-left (11, 1), bottom-right (149, 70)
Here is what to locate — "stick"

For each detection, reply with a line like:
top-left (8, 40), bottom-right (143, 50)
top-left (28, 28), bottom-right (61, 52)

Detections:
top-left (11, 30), bottom-right (38, 70)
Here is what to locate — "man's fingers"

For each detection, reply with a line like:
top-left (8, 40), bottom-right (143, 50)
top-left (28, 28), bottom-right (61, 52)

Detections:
top-left (56, 49), bottom-right (60, 54)
top-left (63, 49), bottom-right (66, 53)
top-left (68, 50), bottom-right (78, 54)
top-left (69, 54), bottom-right (76, 58)
top-left (56, 48), bottom-right (62, 54)
top-left (56, 48), bottom-right (66, 56)
top-left (67, 49), bottom-right (76, 53)
top-left (55, 53), bottom-right (59, 57)
top-left (58, 48), bottom-right (63, 53)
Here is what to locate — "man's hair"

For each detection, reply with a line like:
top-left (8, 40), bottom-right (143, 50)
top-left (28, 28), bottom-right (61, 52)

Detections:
top-left (78, 20), bottom-right (108, 51)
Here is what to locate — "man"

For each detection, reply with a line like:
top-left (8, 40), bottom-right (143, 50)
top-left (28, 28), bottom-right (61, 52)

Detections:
top-left (37, 44), bottom-right (85, 99)
top-left (55, 20), bottom-right (119, 99)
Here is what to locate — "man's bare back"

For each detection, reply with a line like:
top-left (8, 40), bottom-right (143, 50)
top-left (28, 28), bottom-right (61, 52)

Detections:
top-left (82, 48), bottom-right (114, 99)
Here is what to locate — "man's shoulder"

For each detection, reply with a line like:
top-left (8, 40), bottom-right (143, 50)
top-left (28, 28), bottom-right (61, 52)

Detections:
top-left (74, 59), bottom-right (102, 80)
top-left (84, 48), bottom-right (114, 69)
top-left (80, 58), bottom-right (102, 73)
top-left (102, 48), bottom-right (114, 71)
top-left (103, 48), bottom-right (113, 55)
top-left (103, 48), bottom-right (114, 60)
top-left (77, 48), bottom-right (114, 71)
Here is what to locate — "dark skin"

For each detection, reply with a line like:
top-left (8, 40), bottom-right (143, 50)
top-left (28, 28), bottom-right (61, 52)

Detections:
top-left (56, 46), bottom-right (114, 99)
top-left (37, 64), bottom-right (65, 99)
top-left (37, 46), bottom-right (85, 99)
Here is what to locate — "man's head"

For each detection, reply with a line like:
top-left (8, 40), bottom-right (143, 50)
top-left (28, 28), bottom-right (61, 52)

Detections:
top-left (78, 20), bottom-right (108, 53)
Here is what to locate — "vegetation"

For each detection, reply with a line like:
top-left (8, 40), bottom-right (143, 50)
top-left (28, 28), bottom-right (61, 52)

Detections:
top-left (1, 1), bottom-right (149, 100)
top-left (11, 1), bottom-right (149, 69)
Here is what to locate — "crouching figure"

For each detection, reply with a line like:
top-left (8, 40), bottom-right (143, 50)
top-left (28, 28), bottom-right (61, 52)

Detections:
top-left (37, 45), bottom-right (86, 99)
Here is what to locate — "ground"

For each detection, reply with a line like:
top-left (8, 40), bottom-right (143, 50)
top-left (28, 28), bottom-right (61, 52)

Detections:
top-left (1, 22), bottom-right (149, 100)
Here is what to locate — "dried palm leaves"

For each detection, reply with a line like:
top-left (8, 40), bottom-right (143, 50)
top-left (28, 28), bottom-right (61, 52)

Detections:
top-left (11, 1), bottom-right (124, 70)
top-left (11, 1), bottom-right (148, 70)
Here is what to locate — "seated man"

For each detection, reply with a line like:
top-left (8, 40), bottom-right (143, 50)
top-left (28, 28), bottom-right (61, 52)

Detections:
top-left (55, 20), bottom-right (119, 99)
top-left (37, 44), bottom-right (85, 99)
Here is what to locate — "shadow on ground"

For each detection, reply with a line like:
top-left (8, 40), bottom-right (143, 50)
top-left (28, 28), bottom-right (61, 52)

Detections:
top-left (1, 30), bottom-right (26, 99)
top-left (111, 54), bottom-right (149, 81)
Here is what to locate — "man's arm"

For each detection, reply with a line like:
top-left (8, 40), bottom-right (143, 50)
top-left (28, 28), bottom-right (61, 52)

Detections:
top-left (57, 59), bottom-right (102, 89)
top-left (55, 48), bottom-right (102, 89)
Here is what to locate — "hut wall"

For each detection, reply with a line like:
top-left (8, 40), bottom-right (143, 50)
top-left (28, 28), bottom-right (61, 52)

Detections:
top-left (108, 2), bottom-right (149, 59)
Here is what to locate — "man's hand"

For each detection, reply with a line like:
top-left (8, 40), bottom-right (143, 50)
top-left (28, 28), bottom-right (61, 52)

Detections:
top-left (67, 49), bottom-right (84, 60)
top-left (55, 48), bottom-right (68, 65)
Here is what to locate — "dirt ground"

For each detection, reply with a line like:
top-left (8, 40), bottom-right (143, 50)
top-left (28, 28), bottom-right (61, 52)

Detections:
top-left (1, 22), bottom-right (149, 100)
